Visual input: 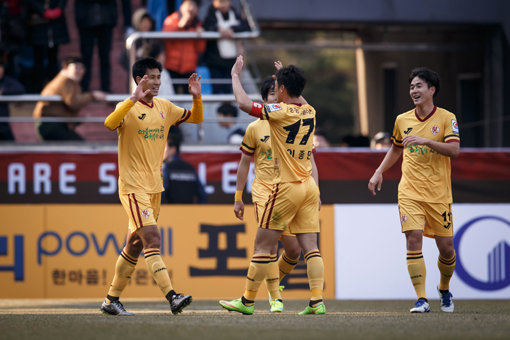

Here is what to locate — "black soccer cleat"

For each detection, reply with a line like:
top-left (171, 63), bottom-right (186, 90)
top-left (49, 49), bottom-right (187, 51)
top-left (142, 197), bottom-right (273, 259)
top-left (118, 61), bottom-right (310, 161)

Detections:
top-left (170, 293), bottom-right (192, 314)
top-left (100, 299), bottom-right (134, 316)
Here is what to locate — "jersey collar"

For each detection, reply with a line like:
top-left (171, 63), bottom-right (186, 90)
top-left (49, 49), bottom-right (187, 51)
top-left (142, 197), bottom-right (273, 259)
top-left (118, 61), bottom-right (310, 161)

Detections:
top-left (415, 106), bottom-right (437, 122)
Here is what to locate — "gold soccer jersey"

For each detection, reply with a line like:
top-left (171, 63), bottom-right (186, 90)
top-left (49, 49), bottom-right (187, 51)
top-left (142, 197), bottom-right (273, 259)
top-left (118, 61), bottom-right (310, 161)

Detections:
top-left (258, 102), bottom-right (316, 183)
top-left (391, 106), bottom-right (460, 203)
top-left (240, 119), bottom-right (273, 203)
top-left (115, 97), bottom-right (191, 194)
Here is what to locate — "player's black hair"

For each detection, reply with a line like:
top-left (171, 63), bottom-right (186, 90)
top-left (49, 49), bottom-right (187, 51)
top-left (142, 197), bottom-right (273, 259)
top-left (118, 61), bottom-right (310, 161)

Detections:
top-left (217, 102), bottom-right (238, 117)
top-left (260, 76), bottom-right (275, 101)
top-left (132, 57), bottom-right (162, 84)
top-left (409, 67), bottom-right (440, 98)
top-left (62, 56), bottom-right (83, 67)
top-left (275, 65), bottom-right (306, 98)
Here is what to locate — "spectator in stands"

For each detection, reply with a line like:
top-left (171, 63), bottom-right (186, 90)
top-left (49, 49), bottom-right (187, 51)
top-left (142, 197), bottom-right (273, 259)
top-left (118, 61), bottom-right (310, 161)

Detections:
top-left (162, 0), bottom-right (205, 94)
top-left (119, 8), bottom-right (162, 73)
top-left (147, 0), bottom-right (178, 32)
top-left (216, 102), bottom-right (245, 144)
top-left (0, 0), bottom-right (25, 78)
top-left (33, 56), bottom-right (107, 141)
top-left (0, 61), bottom-right (25, 140)
top-left (74, 0), bottom-right (129, 92)
top-left (25, 0), bottom-right (70, 92)
top-left (162, 125), bottom-right (207, 204)
top-left (370, 131), bottom-right (392, 150)
top-left (202, 0), bottom-right (250, 94)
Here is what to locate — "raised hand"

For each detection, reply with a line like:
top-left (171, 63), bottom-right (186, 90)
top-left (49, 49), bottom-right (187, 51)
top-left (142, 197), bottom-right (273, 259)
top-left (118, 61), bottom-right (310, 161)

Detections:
top-left (231, 55), bottom-right (244, 78)
top-left (274, 60), bottom-right (283, 70)
top-left (131, 75), bottom-right (150, 102)
top-left (188, 73), bottom-right (202, 98)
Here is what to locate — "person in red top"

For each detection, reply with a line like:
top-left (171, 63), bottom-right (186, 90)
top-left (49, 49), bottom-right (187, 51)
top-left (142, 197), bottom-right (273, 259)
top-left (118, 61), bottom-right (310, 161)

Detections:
top-left (162, 0), bottom-right (205, 94)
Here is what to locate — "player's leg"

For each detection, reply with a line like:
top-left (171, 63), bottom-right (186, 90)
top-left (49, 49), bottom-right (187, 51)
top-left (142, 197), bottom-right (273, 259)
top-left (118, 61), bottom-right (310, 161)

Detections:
top-left (265, 241), bottom-right (282, 311)
top-left (400, 199), bottom-right (430, 313)
top-left (101, 230), bottom-right (143, 316)
top-left (296, 232), bottom-right (325, 315)
top-left (220, 228), bottom-right (281, 314)
top-left (428, 202), bottom-right (455, 312)
top-left (279, 235), bottom-right (301, 281)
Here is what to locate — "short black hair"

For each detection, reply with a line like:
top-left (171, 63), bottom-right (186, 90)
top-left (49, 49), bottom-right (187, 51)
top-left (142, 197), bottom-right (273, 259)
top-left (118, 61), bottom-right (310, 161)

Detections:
top-left (260, 76), bottom-right (275, 101)
top-left (132, 57), bottom-right (162, 83)
top-left (217, 102), bottom-right (238, 117)
top-left (409, 67), bottom-right (440, 98)
top-left (62, 56), bottom-right (83, 67)
top-left (275, 65), bottom-right (306, 98)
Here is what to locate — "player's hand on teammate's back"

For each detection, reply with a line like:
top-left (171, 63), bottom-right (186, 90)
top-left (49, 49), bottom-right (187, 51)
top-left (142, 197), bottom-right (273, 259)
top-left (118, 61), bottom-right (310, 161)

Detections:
top-left (234, 201), bottom-right (245, 220)
top-left (188, 73), bottom-right (202, 97)
top-left (231, 55), bottom-right (244, 77)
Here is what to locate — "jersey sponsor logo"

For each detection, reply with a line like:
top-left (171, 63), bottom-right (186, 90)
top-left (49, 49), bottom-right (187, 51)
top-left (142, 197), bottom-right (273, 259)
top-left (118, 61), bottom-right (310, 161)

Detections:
top-left (160, 111), bottom-right (165, 120)
top-left (404, 127), bottom-right (413, 135)
top-left (142, 209), bottom-right (150, 218)
top-left (431, 125), bottom-right (439, 135)
top-left (451, 120), bottom-right (459, 133)
top-left (260, 136), bottom-right (270, 142)
top-left (266, 104), bottom-right (282, 112)
top-left (138, 113), bottom-right (146, 120)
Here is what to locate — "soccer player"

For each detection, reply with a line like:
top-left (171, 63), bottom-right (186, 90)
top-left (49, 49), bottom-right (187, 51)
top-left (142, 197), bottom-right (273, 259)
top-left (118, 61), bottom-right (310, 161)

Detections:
top-left (220, 55), bottom-right (325, 315)
top-left (368, 67), bottom-right (460, 313)
top-left (234, 72), bottom-right (321, 313)
top-left (101, 57), bottom-right (203, 315)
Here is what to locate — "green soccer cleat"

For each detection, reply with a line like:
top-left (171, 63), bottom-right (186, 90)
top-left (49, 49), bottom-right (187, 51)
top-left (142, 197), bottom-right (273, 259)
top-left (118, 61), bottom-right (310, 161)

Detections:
top-left (269, 299), bottom-right (284, 313)
top-left (299, 302), bottom-right (326, 315)
top-left (219, 298), bottom-right (254, 315)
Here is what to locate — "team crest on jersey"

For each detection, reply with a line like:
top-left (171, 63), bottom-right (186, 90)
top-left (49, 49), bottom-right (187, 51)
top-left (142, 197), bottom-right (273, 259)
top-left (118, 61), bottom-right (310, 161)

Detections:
top-left (431, 125), bottom-right (439, 135)
top-left (451, 120), bottom-right (459, 133)
top-left (160, 111), bottom-right (165, 120)
top-left (142, 209), bottom-right (150, 218)
top-left (401, 214), bottom-right (407, 223)
top-left (266, 104), bottom-right (281, 112)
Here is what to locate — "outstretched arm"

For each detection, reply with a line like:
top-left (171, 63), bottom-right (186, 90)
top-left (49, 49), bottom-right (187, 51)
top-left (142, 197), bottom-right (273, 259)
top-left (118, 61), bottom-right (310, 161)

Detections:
top-left (368, 144), bottom-right (403, 196)
top-left (231, 55), bottom-right (255, 114)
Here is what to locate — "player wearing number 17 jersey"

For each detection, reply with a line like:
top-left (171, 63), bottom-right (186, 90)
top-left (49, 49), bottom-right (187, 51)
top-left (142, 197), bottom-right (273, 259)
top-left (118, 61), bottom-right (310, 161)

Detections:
top-left (219, 55), bottom-right (324, 315)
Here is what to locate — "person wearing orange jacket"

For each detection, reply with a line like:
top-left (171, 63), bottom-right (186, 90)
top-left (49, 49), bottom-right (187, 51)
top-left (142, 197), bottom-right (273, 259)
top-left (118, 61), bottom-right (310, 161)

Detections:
top-left (162, 0), bottom-right (205, 94)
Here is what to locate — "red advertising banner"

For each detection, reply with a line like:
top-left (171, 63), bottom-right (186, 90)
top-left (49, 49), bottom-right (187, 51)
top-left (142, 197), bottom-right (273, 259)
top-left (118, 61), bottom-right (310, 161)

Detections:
top-left (1, 150), bottom-right (509, 203)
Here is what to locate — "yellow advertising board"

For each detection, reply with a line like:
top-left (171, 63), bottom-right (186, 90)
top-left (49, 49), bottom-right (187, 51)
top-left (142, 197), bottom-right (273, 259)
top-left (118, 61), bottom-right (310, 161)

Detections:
top-left (0, 205), bottom-right (335, 300)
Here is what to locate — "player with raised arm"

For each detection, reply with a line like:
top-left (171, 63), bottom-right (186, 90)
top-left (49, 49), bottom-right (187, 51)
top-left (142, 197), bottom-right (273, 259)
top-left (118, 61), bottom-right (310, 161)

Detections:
top-left (234, 64), bottom-right (321, 313)
top-left (368, 67), bottom-right (460, 313)
top-left (100, 57), bottom-right (203, 316)
top-left (220, 55), bottom-right (324, 315)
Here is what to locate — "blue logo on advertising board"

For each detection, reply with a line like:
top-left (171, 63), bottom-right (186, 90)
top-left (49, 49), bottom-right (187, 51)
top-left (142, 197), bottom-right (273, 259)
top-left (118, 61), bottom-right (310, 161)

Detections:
top-left (454, 216), bottom-right (510, 291)
top-left (0, 235), bottom-right (24, 281)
